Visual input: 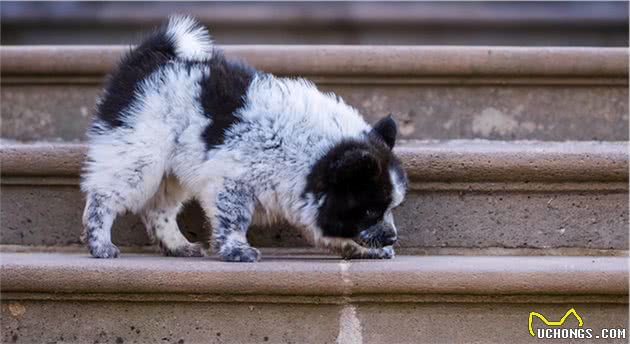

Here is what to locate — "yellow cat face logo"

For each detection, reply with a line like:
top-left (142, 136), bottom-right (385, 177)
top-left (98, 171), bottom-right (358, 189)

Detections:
top-left (529, 308), bottom-right (584, 336)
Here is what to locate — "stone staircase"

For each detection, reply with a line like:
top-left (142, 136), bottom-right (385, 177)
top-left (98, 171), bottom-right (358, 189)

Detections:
top-left (2, 46), bottom-right (628, 142)
top-left (2, 140), bottom-right (628, 254)
top-left (2, 254), bottom-right (627, 343)
top-left (1, 45), bottom-right (628, 343)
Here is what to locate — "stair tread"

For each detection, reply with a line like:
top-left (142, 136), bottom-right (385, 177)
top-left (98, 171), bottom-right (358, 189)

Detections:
top-left (2, 140), bottom-right (627, 251)
top-left (2, 140), bottom-right (627, 181)
top-left (2, 45), bottom-right (628, 77)
top-left (3, 46), bottom-right (627, 142)
top-left (2, 252), bottom-right (627, 295)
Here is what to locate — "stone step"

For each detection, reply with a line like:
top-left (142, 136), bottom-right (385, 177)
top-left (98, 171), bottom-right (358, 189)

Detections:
top-left (1, 45), bottom-right (628, 142)
top-left (1, 252), bottom-right (628, 343)
top-left (1, 140), bottom-right (627, 254)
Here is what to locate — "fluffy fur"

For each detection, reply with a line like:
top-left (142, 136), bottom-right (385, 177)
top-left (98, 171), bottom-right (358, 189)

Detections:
top-left (81, 16), bottom-right (408, 261)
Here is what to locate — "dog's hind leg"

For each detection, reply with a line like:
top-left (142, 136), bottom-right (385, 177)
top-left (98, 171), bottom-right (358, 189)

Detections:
top-left (141, 175), bottom-right (205, 257)
top-left (82, 192), bottom-right (123, 258)
top-left (82, 140), bottom-right (167, 258)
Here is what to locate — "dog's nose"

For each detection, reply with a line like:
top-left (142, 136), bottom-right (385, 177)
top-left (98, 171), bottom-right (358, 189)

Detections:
top-left (382, 236), bottom-right (397, 246)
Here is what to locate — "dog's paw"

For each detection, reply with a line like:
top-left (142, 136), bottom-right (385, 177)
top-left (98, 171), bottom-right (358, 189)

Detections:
top-left (343, 246), bottom-right (395, 260)
top-left (219, 245), bottom-right (261, 262)
top-left (89, 242), bottom-right (120, 258)
top-left (378, 246), bottom-right (395, 259)
top-left (162, 243), bottom-right (207, 257)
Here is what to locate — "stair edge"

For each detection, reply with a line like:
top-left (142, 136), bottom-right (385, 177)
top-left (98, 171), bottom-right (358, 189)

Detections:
top-left (1, 253), bottom-right (627, 296)
top-left (2, 141), bottom-right (628, 182)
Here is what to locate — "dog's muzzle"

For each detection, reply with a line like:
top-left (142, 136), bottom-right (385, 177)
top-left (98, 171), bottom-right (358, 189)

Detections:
top-left (355, 222), bottom-right (397, 248)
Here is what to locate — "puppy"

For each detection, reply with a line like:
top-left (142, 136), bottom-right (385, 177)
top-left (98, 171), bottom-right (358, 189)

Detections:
top-left (81, 16), bottom-right (408, 261)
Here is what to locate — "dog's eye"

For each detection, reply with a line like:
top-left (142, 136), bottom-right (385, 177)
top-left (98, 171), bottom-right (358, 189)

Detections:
top-left (365, 209), bottom-right (380, 218)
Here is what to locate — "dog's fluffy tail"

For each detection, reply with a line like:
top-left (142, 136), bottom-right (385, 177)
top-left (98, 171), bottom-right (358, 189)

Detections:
top-left (129, 15), bottom-right (213, 64)
top-left (165, 15), bottom-right (213, 60)
top-left (90, 16), bottom-right (212, 129)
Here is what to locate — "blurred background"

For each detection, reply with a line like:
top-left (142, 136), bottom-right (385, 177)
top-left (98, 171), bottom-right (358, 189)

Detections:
top-left (2, 1), bottom-right (628, 46)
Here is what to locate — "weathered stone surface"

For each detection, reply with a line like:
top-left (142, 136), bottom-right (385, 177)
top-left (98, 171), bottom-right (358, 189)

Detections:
top-left (1, 141), bottom-right (627, 251)
top-left (1, 85), bottom-right (95, 142)
top-left (2, 301), bottom-right (341, 344)
top-left (3, 83), bottom-right (628, 142)
top-left (326, 84), bottom-right (629, 141)
top-left (2, 46), bottom-right (627, 141)
top-left (396, 189), bottom-right (629, 250)
top-left (2, 183), bottom-right (628, 251)
top-left (2, 300), bottom-right (627, 344)
top-left (358, 303), bottom-right (628, 344)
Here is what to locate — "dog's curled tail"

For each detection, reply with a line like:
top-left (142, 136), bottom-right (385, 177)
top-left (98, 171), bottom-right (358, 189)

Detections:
top-left (127, 15), bottom-right (213, 65)
top-left (90, 15), bottom-right (212, 129)
top-left (165, 15), bottom-right (213, 60)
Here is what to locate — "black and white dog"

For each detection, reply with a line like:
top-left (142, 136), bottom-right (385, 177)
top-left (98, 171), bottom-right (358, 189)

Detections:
top-left (81, 16), bottom-right (407, 262)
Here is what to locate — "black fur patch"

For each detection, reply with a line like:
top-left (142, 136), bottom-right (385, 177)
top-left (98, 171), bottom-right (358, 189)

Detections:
top-left (304, 137), bottom-right (400, 238)
top-left (95, 24), bottom-right (177, 128)
top-left (372, 115), bottom-right (397, 149)
top-left (199, 51), bottom-right (257, 150)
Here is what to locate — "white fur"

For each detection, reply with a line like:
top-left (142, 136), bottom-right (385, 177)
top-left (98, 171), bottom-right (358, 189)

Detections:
top-left (390, 168), bottom-right (406, 208)
top-left (167, 15), bottom-right (213, 60)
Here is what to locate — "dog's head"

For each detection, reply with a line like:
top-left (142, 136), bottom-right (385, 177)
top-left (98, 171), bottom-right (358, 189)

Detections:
top-left (305, 115), bottom-right (408, 247)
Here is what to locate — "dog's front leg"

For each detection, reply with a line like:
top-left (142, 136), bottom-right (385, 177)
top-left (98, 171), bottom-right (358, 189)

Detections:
top-left (202, 179), bottom-right (260, 262)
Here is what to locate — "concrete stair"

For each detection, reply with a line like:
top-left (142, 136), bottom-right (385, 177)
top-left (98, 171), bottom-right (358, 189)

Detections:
top-left (2, 253), bottom-right (628, 343)
top-left (2, 140), bottom-right (627, 255)
top-left (1, 44), bottom-right (628, 343)
top-left (1, 46), bottom-right (628, 142)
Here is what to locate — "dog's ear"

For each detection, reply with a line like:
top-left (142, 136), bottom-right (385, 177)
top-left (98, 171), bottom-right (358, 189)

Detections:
top-left (330, 149), bottom-right (381, 185)
top-left (371, 114), bottom-right (397, 149)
